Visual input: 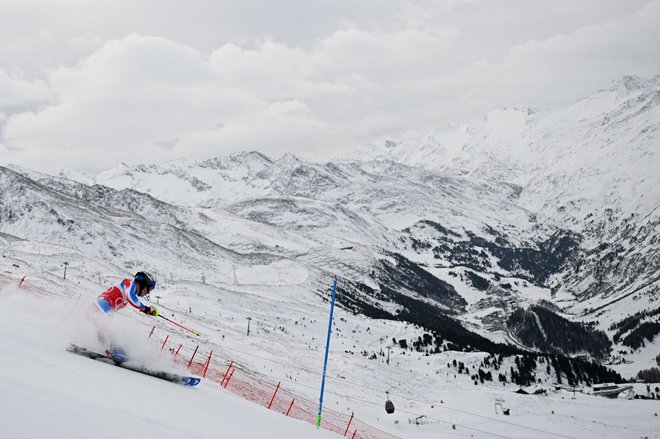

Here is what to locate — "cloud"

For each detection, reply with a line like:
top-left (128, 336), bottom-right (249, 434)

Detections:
top-left (1, 29), bottom-right (460, 172)
top-left (2, 35), bottom-right (260, 171)
top-left (0, 1), bottom-right (659, 173)
top-left (0, 69), bottom-right (51, 109)
top-left (478, 0), bottom-right (660, 108)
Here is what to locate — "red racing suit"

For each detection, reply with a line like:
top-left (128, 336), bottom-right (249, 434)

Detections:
top-left (96, 279), bottom-right (148, 313)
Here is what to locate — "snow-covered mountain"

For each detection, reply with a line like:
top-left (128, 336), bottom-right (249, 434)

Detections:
top-left (2, 74), bottom-right (659, 379)
top-left (357, 74), bottom-right (660, 297)
top-left (348, 74), bottom-right (660, 359)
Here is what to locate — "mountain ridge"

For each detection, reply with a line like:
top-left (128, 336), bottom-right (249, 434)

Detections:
top-left (2, 74), bottom-right (659, 376)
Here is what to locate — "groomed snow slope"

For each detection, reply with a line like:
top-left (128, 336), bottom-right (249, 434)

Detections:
top-left (1, 280), bottom-right (658, 439)
top-left (0, 292), bottom-right (342, 439)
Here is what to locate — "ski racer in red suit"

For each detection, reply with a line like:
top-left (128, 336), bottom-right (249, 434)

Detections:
top-left (93, 271), bottom-right (159, 362)
top-left (96, 271), bottom-right (159, 316)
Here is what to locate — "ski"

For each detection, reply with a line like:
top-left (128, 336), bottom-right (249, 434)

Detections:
top-left (67, 344), bottom-right (201, 387)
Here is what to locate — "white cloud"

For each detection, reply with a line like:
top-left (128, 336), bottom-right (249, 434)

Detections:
top-left (0, 1), bottom-right (658, 173)
top-left (0, 69), bottom-right (51, 108)
top-left (2, 35), bottom-right (260, 170)
top-left (478, 0), bottom-right (660, 108)
top-left (2, 29), bottom-right (461, 171)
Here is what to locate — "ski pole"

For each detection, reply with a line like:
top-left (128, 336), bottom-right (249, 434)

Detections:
top-left (159, 315), bottom-right (200, 337)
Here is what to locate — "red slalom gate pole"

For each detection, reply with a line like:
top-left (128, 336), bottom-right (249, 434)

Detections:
top-left (221, 361), bottom-right (233, 386)
top-left (285, 399), bottom-right (295, 416)
top-left (160, 335), bottom-right (170, 351)
top-left (351, 430), bottom-right (357, 439)
top-left (147, 326), bottom-right (155, 339)
top-left (158, 314), bottom-right (200, 337)
top-left (18, 276), bottom-right (26, 288)
top-left (223, 368), bottom-right (235, 388)
top-left (268, 382), bottom-right (281, 409)
top-left (173, 344), bottom-right (182, 357)
top-left (202, 350), bottom-right (213, 378)
top-left (344, 412), bottom-right (354, 437)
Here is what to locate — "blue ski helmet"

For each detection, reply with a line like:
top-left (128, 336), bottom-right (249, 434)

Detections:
top-left (135, 271), bottom-right (156, 293)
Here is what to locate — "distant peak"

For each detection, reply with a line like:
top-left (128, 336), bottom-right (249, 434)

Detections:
top-left (607, 74), bottom-right (651, 92)
top-left (200, 150), bottom-right (274, 169)
top-left (229, 150), bottom-right (273, 162)
top-left (276, 152), bottom-right (303, 164)
top-left (96, 162), bottom-right (135, 182)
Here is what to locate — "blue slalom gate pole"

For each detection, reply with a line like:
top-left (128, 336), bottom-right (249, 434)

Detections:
top-left (317, 278), bottom-right (337, 428)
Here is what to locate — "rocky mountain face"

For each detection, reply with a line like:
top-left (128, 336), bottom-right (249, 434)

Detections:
top-left (0, 166), bottom-right (272, 280)
top-left (351, 75), bottom-right (660, 365)
top-left (2, 75), bottom-right (659, 378)
top-left (359, 75), bottom-right (660, 306)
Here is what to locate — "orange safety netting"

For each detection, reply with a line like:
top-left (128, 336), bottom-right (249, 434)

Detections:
top-left (1, 275), bottom-right (54, 297)
top-left (150, 328), bottom-right (401, 439)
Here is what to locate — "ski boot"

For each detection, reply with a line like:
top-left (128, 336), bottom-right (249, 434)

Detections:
top-left (106, 345), bottom-right (129, 364)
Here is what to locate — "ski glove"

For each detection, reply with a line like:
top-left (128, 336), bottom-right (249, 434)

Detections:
top-left (143, 306), bottom-right (160, 317)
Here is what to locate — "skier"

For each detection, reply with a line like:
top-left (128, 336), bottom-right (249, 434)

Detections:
top-left (68, 272), bottom-right (201, 386)
top-left (96, 271), bottom-right (159, 316)
top-left (92, 271), bottom-right (160, 361)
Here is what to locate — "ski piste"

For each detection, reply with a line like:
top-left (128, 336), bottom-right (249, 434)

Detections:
top-left (67, 344), bottom-right (201, 387)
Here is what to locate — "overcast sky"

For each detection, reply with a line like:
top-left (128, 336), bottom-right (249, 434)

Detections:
top-left (1, 0), bottom-right (659, 174)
